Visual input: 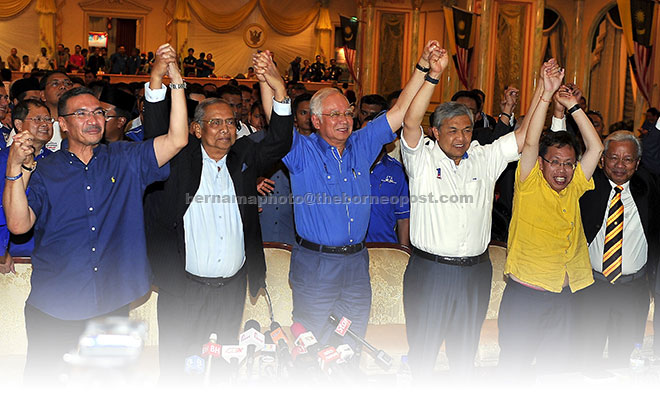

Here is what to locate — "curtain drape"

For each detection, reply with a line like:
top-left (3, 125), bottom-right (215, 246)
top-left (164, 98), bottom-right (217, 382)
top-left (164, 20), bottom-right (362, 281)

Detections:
top-left (314, 5), bottom-right (332, 62)
top-left (36, 0), bottom-right (56, 56)
top-left (0, 0), bottom-right (31, 18)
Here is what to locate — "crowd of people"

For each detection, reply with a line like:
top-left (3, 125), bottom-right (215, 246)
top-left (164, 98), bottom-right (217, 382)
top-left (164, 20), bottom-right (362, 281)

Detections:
top-left (0, 38), bottom-right (659, 385)
top-left (3, 45), bottom-right (345, 84)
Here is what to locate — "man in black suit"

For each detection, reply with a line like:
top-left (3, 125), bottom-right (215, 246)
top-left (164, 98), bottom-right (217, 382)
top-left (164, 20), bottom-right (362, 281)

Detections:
top-left (576, 131), bottom-right (659, 369)
top-left (143, 51), bottom-right (293, 377)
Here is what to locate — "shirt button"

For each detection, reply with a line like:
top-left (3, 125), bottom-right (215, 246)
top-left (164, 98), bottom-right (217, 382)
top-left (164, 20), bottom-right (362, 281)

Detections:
top-left (327, 176), bottom-right (331, 179)
top-left (349, 239), bottom-right (354, 243)
top-left (93, 267), bottom-right (98, 272)
top-left (350, 218), bottom-right (354, 222)
top-left (91, 226), bottom-right (96, 231)
top-left (92, 247), bottom-right (96, 252)
top-left (85, 167), bottom-right (88, 171)
top-left (69, 161), bottom-right (73, 165)
top-left (562, 209), bottom-right (566, 213)
top-left (220, 237), bottom-right (223, 240)
top-left (344, 178), bottom-right (347, 182)
top-left (89, 207), bottom-right (93, 212)
top-left (86, 186), bottom-right (91, 190)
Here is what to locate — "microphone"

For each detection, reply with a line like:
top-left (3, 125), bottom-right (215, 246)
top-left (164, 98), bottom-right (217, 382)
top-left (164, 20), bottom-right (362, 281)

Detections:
top-left (328, 314), bottom-right (392, 370)
top-left (259, 332), bottom-right (278, 379)
top-left (269, 321), bottom-right (293, 375)
top-left (184, 354), bottom-right (205, 375)
top-left (221, 345), bottom-right (247, 381)
top-left (239, 320), bottom-right (264, 379)
top-left (317, 346), bottom-right (341, 372)
top-left (290, 322), bottom-right (321, 355)
top-left (335, 344), bottom-right (355, 363)
top-left (201, 333), bottom-right (221, 384)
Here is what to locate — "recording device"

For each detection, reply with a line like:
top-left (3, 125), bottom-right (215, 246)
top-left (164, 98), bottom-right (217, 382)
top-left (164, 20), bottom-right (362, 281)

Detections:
top-left (184, 355), bottom-right (205, 375)
top-left (290, 322), bottom-right (321, 355)
top-left (259, 332), bottom-right (278, 379)
top-left (239, 320), bottom-right (265, 378)
top-left (201, 333), bottom-right (221, 384)
top-left (328, 314), bottom-right (392, 370)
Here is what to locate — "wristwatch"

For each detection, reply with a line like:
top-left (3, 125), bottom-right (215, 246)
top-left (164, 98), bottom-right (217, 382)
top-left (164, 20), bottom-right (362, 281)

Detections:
top-left (21, 161), bottom-right (37, 173)
top-left (169, 82), bottom-right (187, 90)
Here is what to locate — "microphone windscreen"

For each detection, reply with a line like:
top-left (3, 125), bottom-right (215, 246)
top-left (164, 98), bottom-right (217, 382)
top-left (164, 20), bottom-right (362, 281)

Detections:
top-left (270, 321), bottom-right (282, 331)
top-left (244, 319), bottom-right (261, 332)
top-left (290, 322), bottom-right (307, 339)
top-left (264, 331), bottom-right (274, 344)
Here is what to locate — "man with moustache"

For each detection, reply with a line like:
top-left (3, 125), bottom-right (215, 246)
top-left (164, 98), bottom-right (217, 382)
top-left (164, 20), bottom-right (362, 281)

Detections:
top-left (3, 43), bottom-right (188, 380)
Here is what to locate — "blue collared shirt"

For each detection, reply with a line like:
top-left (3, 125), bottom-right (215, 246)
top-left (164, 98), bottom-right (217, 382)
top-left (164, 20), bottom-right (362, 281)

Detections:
top-left (251, 128), bottom-right (295, 245)
top-left (366, 154), bottom-right (410, 243)
top-left (283, 113), bottom-right (394, 246)
top-left (0, 147), bottom-right (54, 256)
top-left (26, 139), bottom-right (169, 320)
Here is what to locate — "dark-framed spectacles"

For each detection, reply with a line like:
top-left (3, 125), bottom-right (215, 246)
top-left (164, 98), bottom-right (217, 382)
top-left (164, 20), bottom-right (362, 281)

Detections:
top-left (24, 116), bottom-right (55, 125)
top-left (60, 109), bottom-right (108, 120)
top-left (541, 156), bottom-right (576, 170)
top-left (200, 118), bottom-right (237, 128)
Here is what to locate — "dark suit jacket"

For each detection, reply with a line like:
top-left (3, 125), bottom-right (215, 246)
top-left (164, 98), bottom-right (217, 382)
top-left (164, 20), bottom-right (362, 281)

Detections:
top-left (579, 167), bottom-right (660, 284)
top-left (143, 98), bottom-right (293, 297)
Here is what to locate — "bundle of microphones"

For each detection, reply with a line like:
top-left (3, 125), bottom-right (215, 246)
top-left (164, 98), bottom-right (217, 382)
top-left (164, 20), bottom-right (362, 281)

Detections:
top-left (184, 314), bottom-right (393, 385)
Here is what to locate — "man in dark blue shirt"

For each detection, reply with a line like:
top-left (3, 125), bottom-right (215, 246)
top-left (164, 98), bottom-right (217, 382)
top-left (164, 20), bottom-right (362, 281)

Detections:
top-left (3, 43), bottom-right (188, 379)
top-left (109, 45), bottom-right (128, 74)
top-left (281, 40), bottom-right (440, 347)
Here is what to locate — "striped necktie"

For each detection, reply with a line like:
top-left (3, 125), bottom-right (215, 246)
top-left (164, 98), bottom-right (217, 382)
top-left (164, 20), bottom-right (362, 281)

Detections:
top-left (602, 185), bottom-right (624, 283)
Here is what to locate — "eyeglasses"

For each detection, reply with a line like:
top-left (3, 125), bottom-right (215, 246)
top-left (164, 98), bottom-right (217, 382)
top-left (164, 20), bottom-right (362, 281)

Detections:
top-left (320, 108), bottom-right (354, 119)
top-left (603, 154), bottom-right (637, 166)
top-left (47, 79), bottom-right (74, 89)
top-left (60, 109), bottom-right (108, 120)
top-left (200, 118), bottom-right (237, 128)
top-left (24, 116), bottom-right (55, 124)
top-left (541, 156), bottom-right (577, 170)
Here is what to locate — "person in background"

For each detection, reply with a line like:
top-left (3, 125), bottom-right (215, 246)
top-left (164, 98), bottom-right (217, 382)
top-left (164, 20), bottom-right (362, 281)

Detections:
top-left (7, 48), bottom-right (20, 71)
top-left (182, 48), bottom-right (196, 77)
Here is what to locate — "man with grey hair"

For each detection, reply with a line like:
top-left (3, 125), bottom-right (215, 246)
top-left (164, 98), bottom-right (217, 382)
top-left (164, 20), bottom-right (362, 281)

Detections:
top-left (400, 50), bottom-right (534, 377)
top-left (281, 40), bottom-right (443, 348)
top-left (576, 131), bottom-right (659, 369)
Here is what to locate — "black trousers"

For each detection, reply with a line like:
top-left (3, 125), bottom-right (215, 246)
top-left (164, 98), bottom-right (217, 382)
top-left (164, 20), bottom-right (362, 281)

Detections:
top-left (574, 276), bottom-right (650, 368)
top-left (403, 253), bottom-right (492, 378)
top-left (497, 280), bottom-right (574, 375)
top-left (24, 303), bottom-right (129, 382)
top-left (156, 267), bottom-right (247, 379)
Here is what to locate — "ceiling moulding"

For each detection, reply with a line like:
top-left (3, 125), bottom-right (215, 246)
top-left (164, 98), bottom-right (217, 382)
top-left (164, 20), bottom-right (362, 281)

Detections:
top-left (78, 0), bottom-right (152, 17)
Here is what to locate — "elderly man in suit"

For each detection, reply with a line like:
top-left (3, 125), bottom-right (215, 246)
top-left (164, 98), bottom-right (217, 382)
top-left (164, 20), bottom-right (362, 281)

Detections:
top-left (576, 131), bottom-right (659, 369)
top-left (142, 51), bottom-right (293, 378)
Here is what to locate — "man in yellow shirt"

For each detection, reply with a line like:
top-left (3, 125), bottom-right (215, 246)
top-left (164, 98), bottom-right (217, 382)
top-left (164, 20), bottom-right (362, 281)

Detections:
top-left (498, 64), bottom-right (604, 375)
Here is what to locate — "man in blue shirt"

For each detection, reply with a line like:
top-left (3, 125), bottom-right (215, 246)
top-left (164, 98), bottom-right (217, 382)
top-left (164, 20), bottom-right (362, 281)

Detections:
top-left (0, 100), bottom-right (54, 266)
top-left (3, 43), bottom-right (188, 379)
top-left (0, 85), bottom-right (10, 147)
top-left (366, 150), bottom-right (410, 245)
top-left (281, 40), bottom-right (441, 346)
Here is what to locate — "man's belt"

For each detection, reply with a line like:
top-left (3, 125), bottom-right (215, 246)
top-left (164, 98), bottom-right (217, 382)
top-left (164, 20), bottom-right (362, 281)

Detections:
top-left (593, 266), bottom-right (646, 284)
top-left (296, 236), bottom-right (365, 255)
top-left (185, 266), bottom-right (245, 287)
top-left (412, 246), bottom-right (489, 267)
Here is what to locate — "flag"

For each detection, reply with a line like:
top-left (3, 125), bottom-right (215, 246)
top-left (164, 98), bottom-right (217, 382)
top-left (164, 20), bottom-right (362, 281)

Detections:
top-left (617, 0), bottom-right (657, 104)
top-left (444, 6), bottom-right (477, 89)
top-left (340, 15), bottom-right (358, 82)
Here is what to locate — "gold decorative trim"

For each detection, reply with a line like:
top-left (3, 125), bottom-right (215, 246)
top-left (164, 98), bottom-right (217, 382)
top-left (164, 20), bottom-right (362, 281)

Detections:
top-left (243, 23), bottom-right (266, 48)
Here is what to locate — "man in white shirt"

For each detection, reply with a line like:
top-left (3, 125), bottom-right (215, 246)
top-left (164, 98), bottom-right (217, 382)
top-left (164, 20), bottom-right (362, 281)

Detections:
top-left (38, 71), bottom-right (73, 151)
top-left (400, 49), bottom-right (531, 378)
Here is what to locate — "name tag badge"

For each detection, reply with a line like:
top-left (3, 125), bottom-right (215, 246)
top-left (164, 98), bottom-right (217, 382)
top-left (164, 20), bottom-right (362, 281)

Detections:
top-left (436, 168), bottom-right (442, 180)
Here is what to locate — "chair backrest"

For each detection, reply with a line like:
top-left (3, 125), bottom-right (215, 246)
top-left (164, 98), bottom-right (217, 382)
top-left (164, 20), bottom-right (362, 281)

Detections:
top-left (366, 244), bottom-right (410, 325)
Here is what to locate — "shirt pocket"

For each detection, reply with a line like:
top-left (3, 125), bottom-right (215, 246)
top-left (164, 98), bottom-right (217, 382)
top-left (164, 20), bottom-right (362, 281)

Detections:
top-left (464, 179), bottom-right (485, 207)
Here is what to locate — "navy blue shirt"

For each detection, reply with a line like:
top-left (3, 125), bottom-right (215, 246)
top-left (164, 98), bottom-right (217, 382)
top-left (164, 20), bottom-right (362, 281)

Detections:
top-left (26, 139), bottom-right (169, 320)
top-left (0, 147), bottom-right (54, 256)
top-left (283, 113), bottom-right (394, 246)
top-left (366, 154), bottom-right (409, 243)
top-left (251, 128), bottom-right (296, 245)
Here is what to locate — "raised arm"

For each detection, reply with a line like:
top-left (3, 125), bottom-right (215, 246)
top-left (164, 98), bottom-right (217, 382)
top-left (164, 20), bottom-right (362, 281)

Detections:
top-left (255, 51), bottom-right (276, 123)
top-left (519, 61), bottom-right (564, 182)
top-left (402, 48), bottom-right (449, 148)
top-left (151, 44), bottom-right (188, 167)
top-left (3, 131), bottom-right (38, 235)
top-left (554, 86), bottom-right (604, 179)
top-left (387, 40), bottom-right (441, 132)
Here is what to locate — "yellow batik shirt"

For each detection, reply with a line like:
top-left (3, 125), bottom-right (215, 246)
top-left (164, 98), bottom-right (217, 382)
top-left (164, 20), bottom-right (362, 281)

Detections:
top-left (505, 160), bottom-right (595, 293)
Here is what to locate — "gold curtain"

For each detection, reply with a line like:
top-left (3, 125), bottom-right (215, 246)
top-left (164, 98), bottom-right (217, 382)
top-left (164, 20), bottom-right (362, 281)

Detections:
top-left (541, 17), bottom-right (563, 66)
top-left (259, 0), bottom-right (320, 36)
top-left (589, 14), bottom-right (627, 133)
top-left (185, 0), bottom-right (258, 33)
top-left (314, 5), bottom-right (332, 62)
top-left (0, 0), bottom-right (31, 18)
top-left (36, 0), bottom-right (56, 56)
top-left (174, 0), bottom-right (192, 59)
